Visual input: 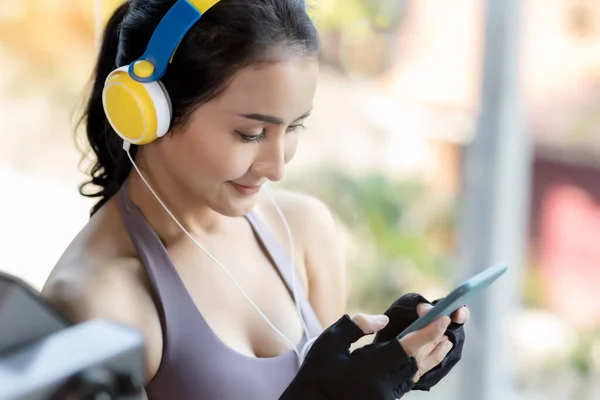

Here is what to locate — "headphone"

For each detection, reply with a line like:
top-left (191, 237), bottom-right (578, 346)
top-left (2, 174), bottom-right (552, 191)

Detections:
top-left (102, 0), bottom-right (221, 146)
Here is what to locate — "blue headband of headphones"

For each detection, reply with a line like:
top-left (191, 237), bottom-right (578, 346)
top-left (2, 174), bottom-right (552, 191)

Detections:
top-left (128, 0), bottom-right (306, 84)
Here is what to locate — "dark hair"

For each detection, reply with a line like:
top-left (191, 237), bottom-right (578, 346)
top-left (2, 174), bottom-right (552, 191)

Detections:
top-left (77, 0), bottom-right (319, 216)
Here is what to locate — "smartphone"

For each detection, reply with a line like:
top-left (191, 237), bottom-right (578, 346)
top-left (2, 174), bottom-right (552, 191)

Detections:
top-left (396, 263), bottom-right (508, 340)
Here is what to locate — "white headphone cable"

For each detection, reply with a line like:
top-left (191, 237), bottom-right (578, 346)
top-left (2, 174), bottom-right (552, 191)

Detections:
top-left (261, 185), bottom-right (312, 342)
top-left (98, 0), bottom-right (317, 366)
top-left (122, 141), bottom-right (312, 366)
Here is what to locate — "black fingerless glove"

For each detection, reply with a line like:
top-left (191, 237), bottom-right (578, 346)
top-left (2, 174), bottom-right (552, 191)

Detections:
top-left (279, 314), bottom-right (419, 400)
top-left (373, 293), bottom-right (465, 391)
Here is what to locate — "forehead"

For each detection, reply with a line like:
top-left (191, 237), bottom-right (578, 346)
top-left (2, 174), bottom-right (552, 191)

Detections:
top-left (210, 58), bottom-right (319, 121)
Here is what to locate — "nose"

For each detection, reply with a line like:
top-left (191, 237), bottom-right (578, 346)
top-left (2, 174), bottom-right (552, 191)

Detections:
top-left (251, 136), bottom-right (286, 182)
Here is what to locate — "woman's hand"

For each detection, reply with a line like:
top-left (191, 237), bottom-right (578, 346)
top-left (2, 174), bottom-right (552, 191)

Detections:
top-left (350, 312), bottom-right (454, 383)
top-left (348, 312), bottom-right (391, 334)
top-left (373, 293), bottom-right (468, 391)
top-left (279, 311), bottom-right (457, 400)
top-left (397, 315), bottom-right (453, 383)
top-left (417, 302), bottom-right (470, 325)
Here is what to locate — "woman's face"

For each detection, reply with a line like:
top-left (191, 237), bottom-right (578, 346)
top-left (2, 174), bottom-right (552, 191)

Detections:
top-left (149, 56), bottom-right (319, 217)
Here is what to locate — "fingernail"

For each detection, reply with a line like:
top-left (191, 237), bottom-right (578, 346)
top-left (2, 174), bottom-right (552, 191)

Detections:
top-left (445, 341), bottom-right (454, 351)
top-left (373, 314), bottom-right (389, 328)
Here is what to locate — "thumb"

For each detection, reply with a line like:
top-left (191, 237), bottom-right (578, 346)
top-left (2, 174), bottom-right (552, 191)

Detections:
top-left (308, 314), bottom-right (368, 358)
top-left (351, 313), bottom-right (390, 335)
top-left (309, 314), bottom-right (391, 359)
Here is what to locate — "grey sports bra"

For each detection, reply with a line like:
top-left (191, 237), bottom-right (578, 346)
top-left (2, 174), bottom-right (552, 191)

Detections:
top-left (116, 185), bottom-right (323, 399)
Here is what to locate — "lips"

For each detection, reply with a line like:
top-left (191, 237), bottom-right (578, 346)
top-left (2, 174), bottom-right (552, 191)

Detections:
top-left (229, 182), bottom-right (262, 195)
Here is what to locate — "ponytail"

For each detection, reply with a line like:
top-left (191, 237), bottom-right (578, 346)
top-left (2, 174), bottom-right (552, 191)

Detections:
top-left (78, 1), bottom-right (136, 216)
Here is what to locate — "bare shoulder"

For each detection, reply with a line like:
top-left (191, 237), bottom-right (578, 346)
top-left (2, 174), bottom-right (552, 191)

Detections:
top-left (42, 256), bottom-right (152, 332)
top-left (42, 198), bottom-right (141, 320)
top-left (255, 186), bottom-right (343, 261)
top-left (257, 188), bottom-right (339, 240)
top-left (257, 188), bottom-right (347, 325)
top-left (40, 197), bottom-right (162, 380)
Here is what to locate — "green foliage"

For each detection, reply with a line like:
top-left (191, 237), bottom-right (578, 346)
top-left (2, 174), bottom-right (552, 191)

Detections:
top-left (310, 0), bottom-right (407, 33)
top-left (284, 166), bottom-right (457, 312)
top-left (309, 0), bottom-right (370, 31)
top-left (522, 262), bottom-right (548, 308)
top-left (569, 329), bottom-right (600, 378)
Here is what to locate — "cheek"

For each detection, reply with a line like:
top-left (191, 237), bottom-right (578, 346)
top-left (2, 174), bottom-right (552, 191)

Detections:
top-left (167, 133), bottom-right (253, 181)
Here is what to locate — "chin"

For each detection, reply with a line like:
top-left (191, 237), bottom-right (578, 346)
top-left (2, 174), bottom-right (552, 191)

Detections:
top-left (212, 197), bottom-right (258, 218)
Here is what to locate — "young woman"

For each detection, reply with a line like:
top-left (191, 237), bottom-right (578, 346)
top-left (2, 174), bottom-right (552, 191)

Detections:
top-left (41, 0), bottom-right (468, 398)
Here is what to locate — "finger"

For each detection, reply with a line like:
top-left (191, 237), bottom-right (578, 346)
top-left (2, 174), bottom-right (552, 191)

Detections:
top-left (351, 313), bottom-right (389, 334)
top-left (451, 306), bottom-right (470, 324)
top-left (412, 338), bottom-right (454, 383)
top-left (410, 332), bottom-right (448, 375)
top-left (416, 303), bottom-right (433, 317)
top-left (311, 314), bottom-right (368, 355)
top-left (400, 316), bottom-right (451, 358)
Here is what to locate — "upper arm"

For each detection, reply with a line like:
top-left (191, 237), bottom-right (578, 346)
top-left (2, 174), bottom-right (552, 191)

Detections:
top-left (41, 259), bottom-right (163, 383)
top-left (266, 190), bottom-right (348, 328)
top-left (300, 196), bottom-right (348, 327)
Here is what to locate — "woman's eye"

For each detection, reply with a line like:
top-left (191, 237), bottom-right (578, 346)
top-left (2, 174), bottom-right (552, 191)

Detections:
top-left (287, 124), bottom-right (306, 132)
top-left (236, 130), bottom-right (265, 143)
top-left (235, 124), bottom-right (305, 143)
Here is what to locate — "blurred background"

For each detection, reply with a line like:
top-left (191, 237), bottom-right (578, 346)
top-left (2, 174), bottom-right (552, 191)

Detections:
top-left (0, 0), bottom-right (599, 399)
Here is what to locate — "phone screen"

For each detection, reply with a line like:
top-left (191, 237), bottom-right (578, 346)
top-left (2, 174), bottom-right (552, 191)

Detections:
top-left (396, 263), bottom-right (508, 340)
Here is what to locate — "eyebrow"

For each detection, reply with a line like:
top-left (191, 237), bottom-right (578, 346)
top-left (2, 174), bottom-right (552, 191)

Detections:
top-left (239, 109), bottom-right (312, 125)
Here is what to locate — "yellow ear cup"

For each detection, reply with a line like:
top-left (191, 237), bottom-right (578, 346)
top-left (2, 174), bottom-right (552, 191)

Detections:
top-left (189, 0), bottom-right (221, 13)
top-left (102, 65), bottom-right (172, 145)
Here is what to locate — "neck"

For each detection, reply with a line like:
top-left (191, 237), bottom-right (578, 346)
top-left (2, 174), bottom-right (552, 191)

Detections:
top-left (124, 159), bottom-right (226, 245)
